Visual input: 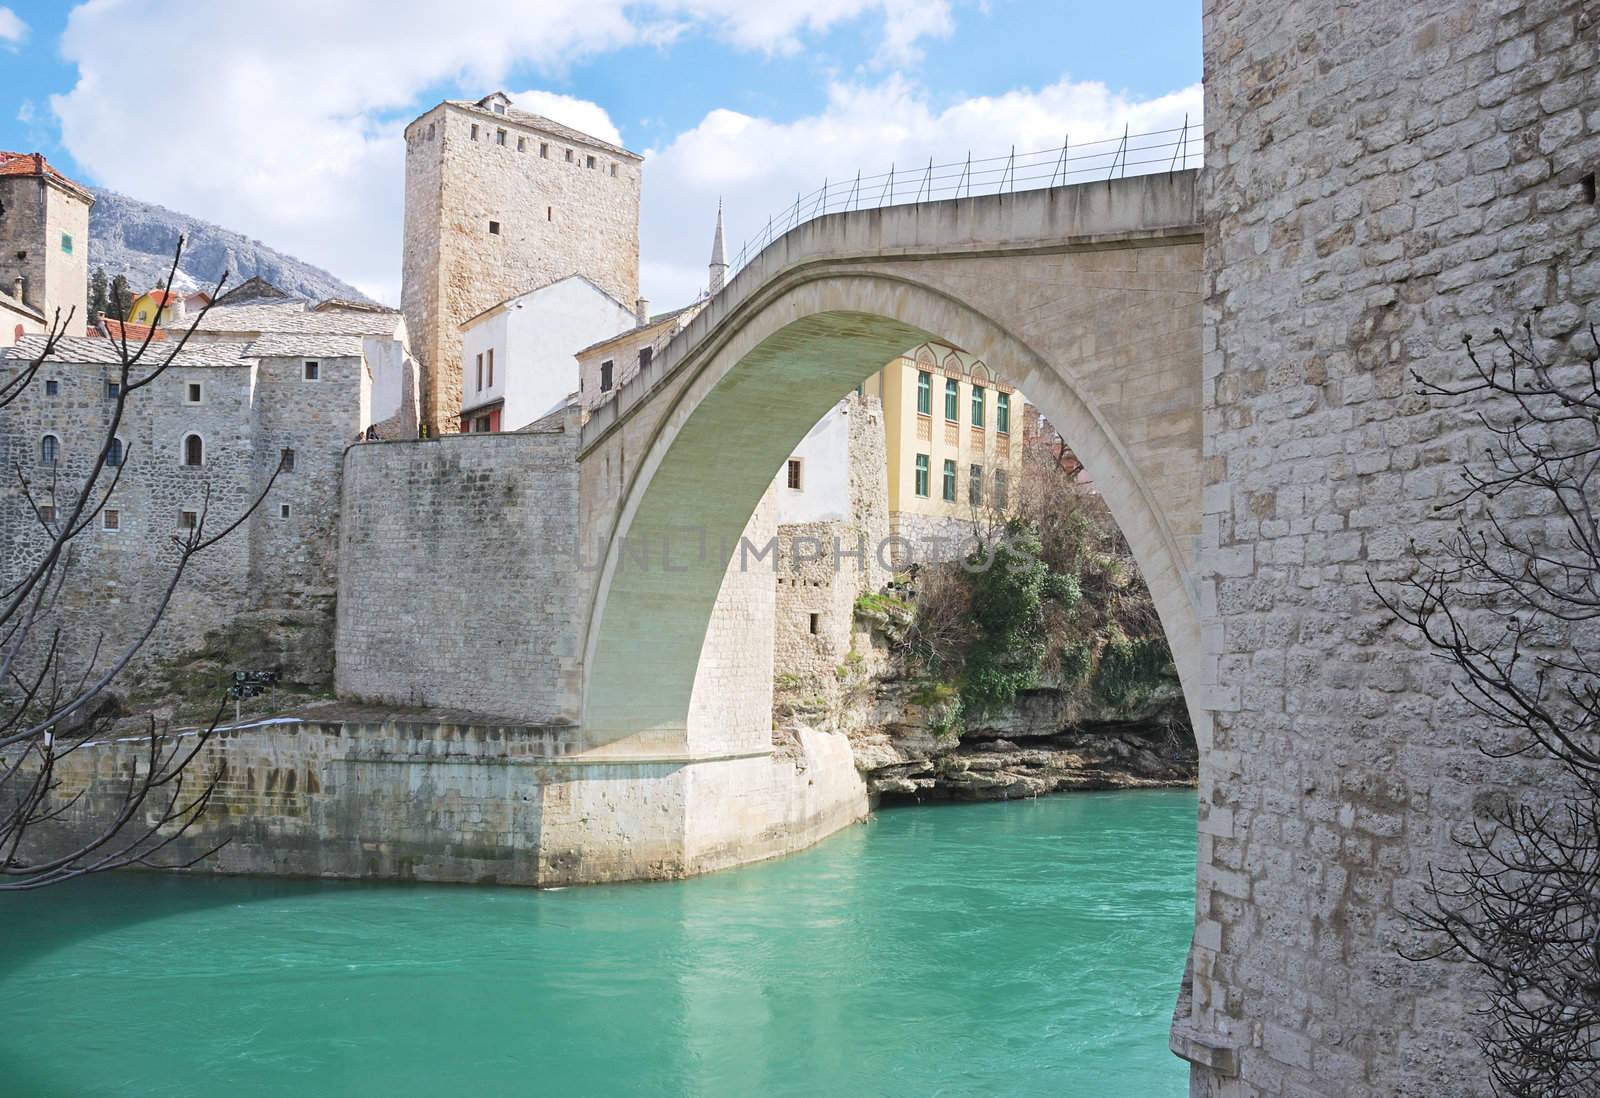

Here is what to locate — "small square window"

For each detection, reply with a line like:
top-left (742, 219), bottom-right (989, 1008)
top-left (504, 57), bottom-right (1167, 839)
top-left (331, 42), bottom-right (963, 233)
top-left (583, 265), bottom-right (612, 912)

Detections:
top-left (185, 382), bottom-right (202, 404)
top-left (609, 163), bottom-right (617, 177)
top-left (488, 220), bottom-right (500, 235)
top-left (600, 360), bottom-right (614, 392)
top-left (808, 613), bottom-right (820, 635)
top-left (470, 124), bottom-right (479, 140)
top-left (179, 510), bottom-right (198, 531)
top-left (38, 503), bottom-right (56, 524)
top-left (496, 129), bottom-right (507, 146)
top-left (44, 379), bottom-right (58, 397)
top-left (303, 360), bottom-right (319, 381)
top-left (105, 380), bottom-right (120, 399)
top-left (60, 233), bottom-right (72, 255)
top-left (426, 122), bottom-right (435, 140)
top-left (279, 447), bottom-right (295, 472)
top-left (279, 503), bottom-right (292, 519)
top-left (565, 148), bottom-right (573, 163)
top-left (585, 155), bottom-right (596, 169)
top-left (103, 508), bottom-right (120, 531)
top-left (540, 143), bottom-right (549, 158)
top-left (517, 136), bottom-right (526, 152)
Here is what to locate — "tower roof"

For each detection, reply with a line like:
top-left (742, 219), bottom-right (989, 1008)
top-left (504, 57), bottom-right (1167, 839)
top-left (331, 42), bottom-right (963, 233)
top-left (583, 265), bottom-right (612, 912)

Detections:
top-left (0, 151), bottom-right (94, 204)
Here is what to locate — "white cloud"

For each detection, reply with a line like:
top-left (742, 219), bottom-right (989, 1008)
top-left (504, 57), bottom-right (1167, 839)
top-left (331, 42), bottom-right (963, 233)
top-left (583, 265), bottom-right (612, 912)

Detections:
top-left (0, 6), bottom-right (27, 49)
top-left (508, 91), bottom-right (624, 149)
top-left (47, 0), bottom-right (956, 303)
top-left (639, 75), bottom-right (1203, 304)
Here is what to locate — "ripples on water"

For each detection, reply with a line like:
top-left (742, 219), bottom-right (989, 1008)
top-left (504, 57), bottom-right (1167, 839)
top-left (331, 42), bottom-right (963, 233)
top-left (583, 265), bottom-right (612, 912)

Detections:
top-left (0, 790), bottom-right (1196, 1097)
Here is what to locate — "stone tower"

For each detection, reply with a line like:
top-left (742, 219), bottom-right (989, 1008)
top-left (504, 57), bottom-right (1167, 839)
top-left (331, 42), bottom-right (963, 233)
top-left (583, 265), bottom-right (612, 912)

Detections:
top-left (400, 92), bottom-right (642, 433)
top-left (0, 152), bottom-right (92, 336)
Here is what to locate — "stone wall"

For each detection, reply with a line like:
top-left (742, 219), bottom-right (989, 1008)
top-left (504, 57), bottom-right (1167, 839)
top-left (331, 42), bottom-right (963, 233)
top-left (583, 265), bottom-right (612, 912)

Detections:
top-left (401, 100), bottom-right (642, 433)
top-left (12, 710), bottom-right (866, 887)
top-left (335, 419), bottom-right (584, 723)
top-left (1187, 1), bottom-right (1600, 1093)
top-left (773, 394), bottom-right (890, 711)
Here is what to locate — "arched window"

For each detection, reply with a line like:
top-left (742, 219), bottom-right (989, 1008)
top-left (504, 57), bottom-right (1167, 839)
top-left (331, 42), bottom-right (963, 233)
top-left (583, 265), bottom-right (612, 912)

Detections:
top-left (39, 435), bottom-right (58, 466)
top-left (107, 438), bottom-right (124, 467)
top-left (183, 434), bottom-right (203, 467)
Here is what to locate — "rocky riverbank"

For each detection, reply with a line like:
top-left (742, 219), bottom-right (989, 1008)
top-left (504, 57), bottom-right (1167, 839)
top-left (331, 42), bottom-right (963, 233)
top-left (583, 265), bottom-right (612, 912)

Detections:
top-left (845, 680), bottom-right (1196, 804)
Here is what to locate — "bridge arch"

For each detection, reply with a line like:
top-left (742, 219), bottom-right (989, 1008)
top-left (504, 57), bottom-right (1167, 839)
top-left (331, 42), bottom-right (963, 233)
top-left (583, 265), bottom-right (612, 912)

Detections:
top-left (578, 178), bottom-right (1206, 757)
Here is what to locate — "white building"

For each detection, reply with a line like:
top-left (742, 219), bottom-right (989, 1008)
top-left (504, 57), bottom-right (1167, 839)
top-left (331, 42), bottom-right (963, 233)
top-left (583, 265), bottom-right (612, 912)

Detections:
top-left (774, 396), bottom-right (855, 524)
top-left (458, 275), bottom-right (639, 432)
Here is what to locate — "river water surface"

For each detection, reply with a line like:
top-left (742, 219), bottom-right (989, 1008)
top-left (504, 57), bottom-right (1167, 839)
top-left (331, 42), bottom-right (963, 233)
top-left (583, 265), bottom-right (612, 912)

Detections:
top-left (0, 790), bottom-right (1195, 1097)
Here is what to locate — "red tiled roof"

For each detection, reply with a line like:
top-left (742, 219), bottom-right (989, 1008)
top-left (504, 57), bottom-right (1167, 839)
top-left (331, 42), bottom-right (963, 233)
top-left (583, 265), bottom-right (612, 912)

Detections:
top-left (140, 289), bottom-right (179, 306)
top-left (0, 151), bottom-right (75, 184)
top-left (98, 317), bottom-right (167, 342)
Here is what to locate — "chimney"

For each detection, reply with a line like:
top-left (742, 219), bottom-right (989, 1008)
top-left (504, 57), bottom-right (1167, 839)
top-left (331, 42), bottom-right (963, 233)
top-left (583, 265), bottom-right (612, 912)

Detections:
top-left (170, 294), bottom-right (187, 323)
top-left (635, 297), bottom-right (650, 327)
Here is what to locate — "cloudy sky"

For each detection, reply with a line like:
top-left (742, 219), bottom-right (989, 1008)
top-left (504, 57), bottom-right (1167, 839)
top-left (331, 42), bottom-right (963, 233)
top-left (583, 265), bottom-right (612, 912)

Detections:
top-left (0, 0), bottom-right (1201, 306)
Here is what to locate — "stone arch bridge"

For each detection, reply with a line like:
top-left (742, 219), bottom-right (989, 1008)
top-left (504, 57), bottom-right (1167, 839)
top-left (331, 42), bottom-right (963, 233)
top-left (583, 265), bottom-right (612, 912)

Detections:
top-left (570, 166), bottom-right (1222, 1074)
top-left (576, 170), bottom-right (1209, 760)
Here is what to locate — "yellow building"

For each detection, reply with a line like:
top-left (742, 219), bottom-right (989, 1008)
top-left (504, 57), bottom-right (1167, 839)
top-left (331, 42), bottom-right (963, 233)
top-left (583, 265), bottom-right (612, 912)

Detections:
top-left (860, 341), bottom-right (1025, 562)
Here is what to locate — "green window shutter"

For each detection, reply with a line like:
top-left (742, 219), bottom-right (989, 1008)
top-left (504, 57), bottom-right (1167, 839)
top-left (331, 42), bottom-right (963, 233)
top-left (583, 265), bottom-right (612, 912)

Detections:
top-left (997, 392), bottom-right (1010, 434)
top-left (916, 371), bottom-right (931, 415)
top-left (942, 459), bottom-right (956, 501)
top-left (914, 453), bottom-right (930, 497)
top-left (944, 378), bottom-right (958, 421)
top-left (60, 233), bottom-right (73, 255)
top-left (971, 385), bottom-right (985, 427)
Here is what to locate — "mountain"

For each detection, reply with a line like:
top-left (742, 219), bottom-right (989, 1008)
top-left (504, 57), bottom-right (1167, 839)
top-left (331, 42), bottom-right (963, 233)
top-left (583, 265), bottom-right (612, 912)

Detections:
top-left (87, 188), bottom-right (375, 305)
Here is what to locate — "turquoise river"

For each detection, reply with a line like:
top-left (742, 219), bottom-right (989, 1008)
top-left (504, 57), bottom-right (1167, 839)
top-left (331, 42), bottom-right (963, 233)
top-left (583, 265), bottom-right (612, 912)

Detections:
top-left (0, 789), bottom-right (1196, 1097)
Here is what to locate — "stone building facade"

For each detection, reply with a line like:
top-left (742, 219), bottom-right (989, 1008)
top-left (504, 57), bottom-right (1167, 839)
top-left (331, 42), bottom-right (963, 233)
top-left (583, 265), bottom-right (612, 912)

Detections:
top-left (773, 394), bottom-right (890, 709)
top-left (1183, 0), bottom-right (1600, 1093)
top-left (862, 341), bottom-right (1026, 564)
top-left (0, 151), bottom-right (91, 345)
top-left (0, 294), bottom-right (421, 694)
top-left (401, 92), bottom-right (643, 434)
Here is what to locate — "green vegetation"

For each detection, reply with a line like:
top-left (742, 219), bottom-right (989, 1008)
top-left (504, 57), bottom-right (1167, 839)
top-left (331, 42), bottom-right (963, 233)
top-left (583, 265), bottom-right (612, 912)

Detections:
top-left (893, 449), bottom-right (1178, 733)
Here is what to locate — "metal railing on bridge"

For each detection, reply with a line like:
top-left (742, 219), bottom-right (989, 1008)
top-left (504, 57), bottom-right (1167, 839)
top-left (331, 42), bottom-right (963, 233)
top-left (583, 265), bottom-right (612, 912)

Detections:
top-left (724, 118), bottom-right (1203, 279)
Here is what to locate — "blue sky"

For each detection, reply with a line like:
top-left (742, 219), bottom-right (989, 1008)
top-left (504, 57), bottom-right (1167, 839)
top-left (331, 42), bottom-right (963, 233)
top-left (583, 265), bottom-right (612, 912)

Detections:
top-left (0, 0), bottom-right (1201, 303)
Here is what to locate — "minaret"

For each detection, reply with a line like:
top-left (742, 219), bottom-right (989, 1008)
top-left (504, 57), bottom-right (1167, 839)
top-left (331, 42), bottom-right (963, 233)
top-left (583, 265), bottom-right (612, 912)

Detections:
top-left (708, 200), bottom-right (728, 295)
